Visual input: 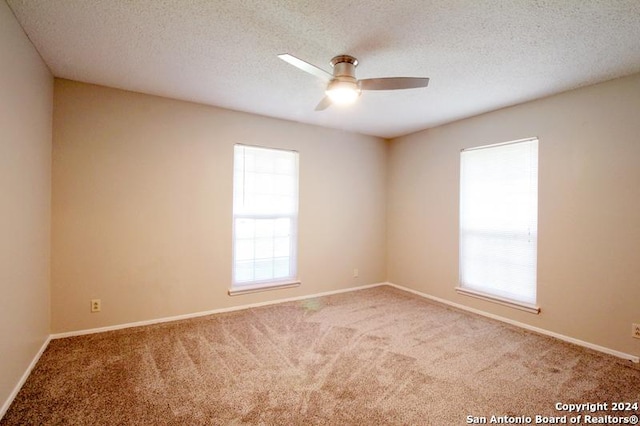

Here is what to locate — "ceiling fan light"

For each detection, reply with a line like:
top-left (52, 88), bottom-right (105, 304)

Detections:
top-left (326, 81), bottom-right (360, 105)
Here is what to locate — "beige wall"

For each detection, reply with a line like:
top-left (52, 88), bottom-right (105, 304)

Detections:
top-left (52, 79), bottom-right (387, 333)
top-left (388, 73), bottom-right (640, 358)
top-left (52, 74), bottom-right (640, 359)
top-left (0, 0), bottom-right (52, 413)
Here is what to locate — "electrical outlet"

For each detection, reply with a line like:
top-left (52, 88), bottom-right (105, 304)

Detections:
top-left (353, 268), bottom-right (359, 278)
top-left (91, 299), bottom-right (101, 313)
top-left (633, 323), bottom-right (640, 339)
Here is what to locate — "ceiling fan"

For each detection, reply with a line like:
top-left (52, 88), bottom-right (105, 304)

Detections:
top-left (278, 53), bottom-right (430, 111)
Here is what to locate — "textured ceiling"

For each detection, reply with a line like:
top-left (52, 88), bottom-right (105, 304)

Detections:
top-left (7, 0), bottom-right (640, 138)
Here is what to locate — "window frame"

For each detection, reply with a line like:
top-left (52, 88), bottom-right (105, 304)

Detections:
top-left (456, 137), bottom-right (540, 314)
top-left (229, 144), bottom-right (300, 296)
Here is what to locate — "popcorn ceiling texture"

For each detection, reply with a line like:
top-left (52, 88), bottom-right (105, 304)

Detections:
top-left (7, 0), bottom-right (640, 137)
top-left (2, 286), bottom-right (639, 424)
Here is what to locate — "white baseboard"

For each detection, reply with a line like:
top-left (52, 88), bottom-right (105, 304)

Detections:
top-left (4, 281), bottom-right (636, 420)
top-left (51, 282), bottom-right (387, 339)
top-left (1, 335), bottom-right (51, 420)
top-left (386, 282), bottom-right (640, 364)
top-left (4, 283), bottom-right (387, 419)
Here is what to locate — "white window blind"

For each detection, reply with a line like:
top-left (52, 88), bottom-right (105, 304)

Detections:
top-left (459, 138), bottom-right (538, 307)
top-left (232, 145), bottom-right (299, 288)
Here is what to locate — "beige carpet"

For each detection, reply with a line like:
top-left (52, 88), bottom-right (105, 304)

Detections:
top-left (2, 285), bottom-right (639, 425)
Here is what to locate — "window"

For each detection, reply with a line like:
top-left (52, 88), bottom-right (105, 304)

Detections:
top-left (231, 144), bottom-right (299, 294)
top-left (458, 138), bottom-right (539, 313)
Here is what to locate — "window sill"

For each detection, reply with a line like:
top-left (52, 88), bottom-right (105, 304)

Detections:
top-left (455, 287), bottom-right (540, 314)
top-left (228, 280), bottom-right (301, 296)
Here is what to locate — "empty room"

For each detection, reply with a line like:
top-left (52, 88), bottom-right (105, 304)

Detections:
top-left (1, 0), bottom-right (639, 424)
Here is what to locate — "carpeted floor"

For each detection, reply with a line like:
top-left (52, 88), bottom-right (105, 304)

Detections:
top-left (2, 285), bottom-right (639, 425)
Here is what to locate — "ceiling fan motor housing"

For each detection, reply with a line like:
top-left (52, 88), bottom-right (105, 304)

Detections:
top-left (330, 55), bottom-right (358, 81)
top-left (329, 54), bottom-right (360, 97)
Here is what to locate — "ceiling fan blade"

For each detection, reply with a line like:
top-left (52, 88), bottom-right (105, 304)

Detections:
top-left (278, 54), bottom-right (332, 81)
top-left (360, 77), bottom-right (429, 91)
top-left (315, 96), bottom-right (332, 111)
